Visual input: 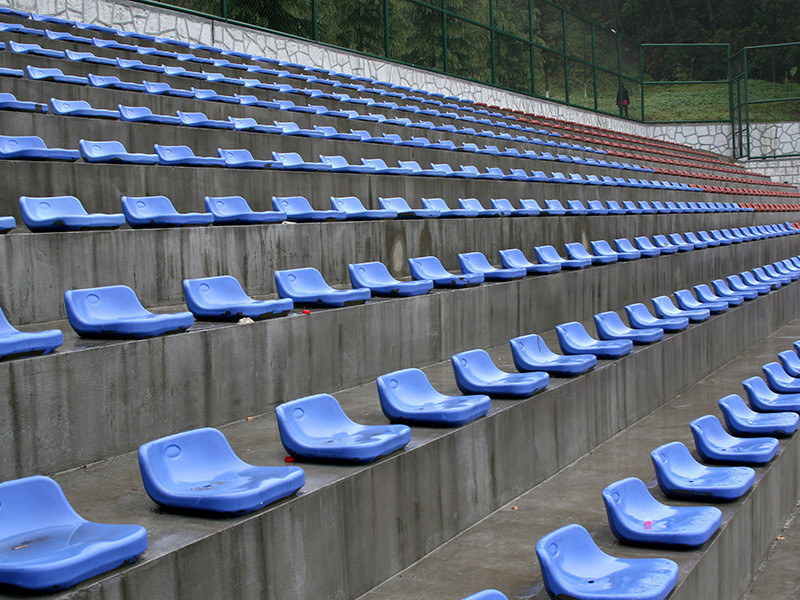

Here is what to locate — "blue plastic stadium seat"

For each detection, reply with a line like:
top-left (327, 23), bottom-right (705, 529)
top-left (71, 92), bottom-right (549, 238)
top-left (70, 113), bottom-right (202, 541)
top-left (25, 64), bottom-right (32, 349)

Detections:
top-left (204, 195), bottom-right (285, 224)
top-left (19, 195), bottom-right (125, 232)
top-left (625, 303), bottom-right (688, 333)
top-left (420, 197), bottom-right (477, 217)
top-left (0, 307), bottom-right (62, 360)
top-left (535, 524), bottom-right (678, 600)
top-left (217, 148), bottom-right (273, 168)
top-left (509, 333), bottom-right (596, 376)
top-left (556, 322), bottom-right (632, 359)
top-left (458, 198), bottom-right (504, 216)
top-left (0, 216), bottom-right (15, 233)
top-left (119, 104), bottom-right (182, 124)
top-left (271, 196), bottom-right (346, 222)
top-left (376, 368), bottom-right (490, 426)
top-left (712, 278), bottom-right (756, 301)
top-left (331, 196), bottom-right (396, 220)
top-left (651, 441), bottom-right (755, 501)
top-left (779, 349), bottom-right (800, 377)
top-left (694, 284), bottom-right (740, 307)
top-left (565, 242), bottom-right (608, 265)
top-left (138, 427), bottom-right (304, 514)
top-left (183, 276), bottom-right (293, 320)
top-left (0, 476), bottom-right (147, 591)
top-left (613, 238), bottom-right (643, 260)
top-left (27, 66), bottom-right (88, 85)
top-left (632, 237), bottom-right (661, 257)
top-left (458, 252), bottom-right (524, 281)
top-left (490, 198), bottom-right (536, 216)
top-left (378, 197), bottom-right (439, 218)
top-left (65, 285), bottom-right (194, 339)
top-left (673, 289), bottom-right (727, 315)
top-left (0, 135), bottom-right (79, 161)
top-left (586, 200), bottom-right (608, 214)
top-left (49, 98), bottom-right (118, 119)
top-left (590, 240), bottom-right (628, 261)
top-left (740, 270), bottom-right (778, 291)
top-left (121, 195), bottom-right (213, 228)
top-left (762, 361), bottom-right (800, 393)
top-left (541, 199), bottom-right (566, 216)
top-left (651, 235), bottom-right (681, 254)
top-left (154, 144), bottom-right (226, 166)
top-left (690, 415), bottom-right (779, 465)
top-left (602, 477), bottom-right (722, 547)
top-left (408, 256), bottom-right (483, 288)
top-left (451, 349), bottom-right (549, 398)
top-left (534, 245), bottom-right (590, 269)
top-left (79, 139), bottom-right (158, 164)
top-left (683, 232), bottom-right (708, 249)
top-left (275, 267), bottom-right (371, 308)
top-left (594, 311), bottom-right (663, 344)
top-left (743, 376), bottom-right (800, 412)
top-left (349, 261), bottom-right (433, 297)
top-left (498, 248), bottom-right (560, 275)
top-left (0, 92), bottom-right (45, 113)
top-left (719, 393), bottom-right (798, 437)
top-left (275, 393), bottom-right (411, 462)
top-left (651, 295), bottom-right (709, 322)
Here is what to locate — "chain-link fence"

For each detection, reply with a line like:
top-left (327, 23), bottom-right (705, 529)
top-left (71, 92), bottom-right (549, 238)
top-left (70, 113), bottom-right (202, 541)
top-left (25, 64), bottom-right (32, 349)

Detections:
top-left (140, 0), bottom-right (799, 158)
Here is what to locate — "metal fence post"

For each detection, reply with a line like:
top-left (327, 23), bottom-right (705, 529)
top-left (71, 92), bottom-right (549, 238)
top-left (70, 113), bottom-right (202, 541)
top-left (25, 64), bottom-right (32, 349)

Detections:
top-left (442, 0), bottom-right (448, 73)
top-left (489, 0), bottom-right (496, 86)
top-left (220, 0), bottom-right (227, 21)
top-left (528, 0), bottom-right (535, 95)
top-left (383, 0), bottom-right (390, 58)
top-left (562, 7), bottom-right (569, 104)
top-left (311, 0), bottom-right (318, 41)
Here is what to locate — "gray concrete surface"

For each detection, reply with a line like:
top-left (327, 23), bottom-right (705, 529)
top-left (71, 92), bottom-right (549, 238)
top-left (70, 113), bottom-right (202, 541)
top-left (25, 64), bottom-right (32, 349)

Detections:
top-left (3, 274), bottom-right (794, 600)
top-left (740, 502), bottom-right (800, 600)
top-left (357, 317), bottom-right (800, 600)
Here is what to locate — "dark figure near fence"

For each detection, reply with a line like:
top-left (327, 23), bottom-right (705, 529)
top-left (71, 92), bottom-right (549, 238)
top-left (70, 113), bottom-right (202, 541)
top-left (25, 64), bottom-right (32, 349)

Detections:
top-left (616, 84), bottom-right (630, 118)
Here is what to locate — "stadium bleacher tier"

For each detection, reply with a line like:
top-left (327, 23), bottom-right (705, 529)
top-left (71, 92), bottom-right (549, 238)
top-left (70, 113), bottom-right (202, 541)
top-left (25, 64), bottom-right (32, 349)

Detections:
top-left (1, 6), bottom-right (800, 599)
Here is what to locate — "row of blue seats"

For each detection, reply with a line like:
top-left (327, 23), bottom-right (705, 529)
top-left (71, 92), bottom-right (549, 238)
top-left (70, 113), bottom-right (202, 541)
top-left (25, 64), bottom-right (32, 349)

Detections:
top-left (3, 251), bottom-right (794, 592)
top-left (4, 193), bottom-right (762, 232)
top-left (3, 238), bottom-right (796, 359)
top-left (0, 12), bottom-right (494, 114)
top-left (28, 96), bottom-right (634, 168)
top-left (0, 134), bottom-right (672, 190)
top-left (528, 332), bottom-right (800, 600)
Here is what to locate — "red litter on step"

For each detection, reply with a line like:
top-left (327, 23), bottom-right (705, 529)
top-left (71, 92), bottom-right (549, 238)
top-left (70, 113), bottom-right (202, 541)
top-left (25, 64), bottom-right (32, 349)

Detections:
top-left (644, 520), bottom-right (652, 529)
top-left (284, 456), bottom-right (295, 463)
top-left (302, 309), bottom-right (311, 315)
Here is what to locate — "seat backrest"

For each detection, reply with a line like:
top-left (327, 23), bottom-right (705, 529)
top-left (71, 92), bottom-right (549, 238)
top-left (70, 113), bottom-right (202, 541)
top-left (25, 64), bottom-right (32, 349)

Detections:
top-left (349, 261), bottom-right (394, 285)
top-left (154, 145), bottom-right (195, 161)
top-left (565, 243), bottom-right (592, 259)
top-left (519, 199), bottom-right (541, 212)
top-left (204, 195), bottom-right (253, 216)
top-left (122, 195), bottom-right (179, 218)
top-left (320, 155), bottom-right (350, 169)
top-left (331, 196), bottom-right (367, 212)
top-left (691, 414), bottom-right (733, 447)
top-left (138, 427), bottom-right (245, 488)
top-left (534, 246), bottom-right (562, 263)
top-left (458, 252), bottom-right (493, 271)
top-left (177, 111), bottom-right (209, 125)
top-left (491, 198), bottom-right (515, 211)
top-left (0, 476), bottom-right (84, 537)
top-left (458, 198), bottom-right (485, 211)
top-left (272, 195), bottom-right (314, 214)
top-left (602, 477), bottom-right (661, 521)
top-left (451, 349), bottom-right (502, 380)
top-left (20, 195), bottom-right (88, 221)
top-left (376, 368), bottom-right (438, 405)
top-left (408, 256), bottom-right (449, 278)
top-left (79, 139), bottom-right (128, 160)
top-left (379, 197), bottom-right (412, 212)
top-left (651, 441), bottom-right (701, 475)
top-left (535, 524), bottom-right (608, 580)
top-left (65, 285), bottom-right (149, 320)
top-left (276, 394), bottom-right (357, 438)
top-left (118, 105), bottom-right (155, 120)
top-left (420, 198), bottom-right (450, 211)
top-left (0, 135), bottom-right (47, 154)
top-left (275, 267), bottom-right (334, 295)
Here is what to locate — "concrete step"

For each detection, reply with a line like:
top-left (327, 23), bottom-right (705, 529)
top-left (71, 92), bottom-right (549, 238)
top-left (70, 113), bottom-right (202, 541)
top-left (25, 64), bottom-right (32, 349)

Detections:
top-left (2, 263), bottom-right (797, 600)
top-left (356, 315), bottom-right (800, 600)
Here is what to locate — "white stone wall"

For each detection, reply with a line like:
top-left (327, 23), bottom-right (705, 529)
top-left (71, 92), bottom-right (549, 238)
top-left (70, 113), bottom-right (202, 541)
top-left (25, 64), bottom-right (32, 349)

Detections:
top-left (3, 0), bottom-right (798, 184)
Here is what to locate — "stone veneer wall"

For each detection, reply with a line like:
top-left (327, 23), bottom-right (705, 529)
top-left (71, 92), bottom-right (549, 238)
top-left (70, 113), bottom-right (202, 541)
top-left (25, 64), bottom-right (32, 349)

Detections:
top-left (3, 0), bottom-right (798, 184)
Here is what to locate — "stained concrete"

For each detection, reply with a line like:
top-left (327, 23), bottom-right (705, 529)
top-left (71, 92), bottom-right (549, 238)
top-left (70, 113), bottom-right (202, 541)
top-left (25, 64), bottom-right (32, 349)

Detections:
top-left (740, 502), bottom-right (800, 600)
top-left (357, 317), bottom-right (800, 600)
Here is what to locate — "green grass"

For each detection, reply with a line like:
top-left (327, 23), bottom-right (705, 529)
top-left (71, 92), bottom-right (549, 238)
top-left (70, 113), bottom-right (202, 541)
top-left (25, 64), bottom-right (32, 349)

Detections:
top-left (642, 80), bottom-right (800, 122)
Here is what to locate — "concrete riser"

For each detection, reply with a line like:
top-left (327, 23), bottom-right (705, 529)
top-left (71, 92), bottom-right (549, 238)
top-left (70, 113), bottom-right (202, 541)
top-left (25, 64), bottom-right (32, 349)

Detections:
top-left (35, 279), bottom-right (800, 600)
top-left (2, 237), bottom-right (797, 480)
